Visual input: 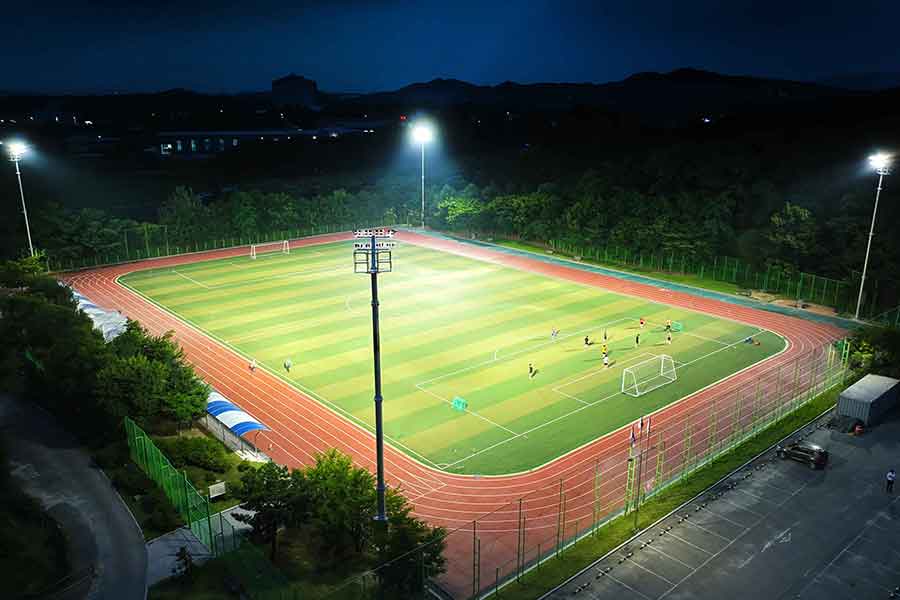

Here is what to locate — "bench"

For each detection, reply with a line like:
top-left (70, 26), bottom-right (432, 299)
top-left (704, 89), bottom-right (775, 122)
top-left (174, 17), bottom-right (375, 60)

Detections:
top-left (736, 289), bottom-right (753, 297)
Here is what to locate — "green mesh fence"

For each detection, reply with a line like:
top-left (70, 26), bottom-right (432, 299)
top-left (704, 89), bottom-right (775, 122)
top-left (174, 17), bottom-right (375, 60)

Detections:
top-left (546, 240), bottom-right (854, 312)
top-left (124, 417), bottom-right (242, 557)
top-left (50, 223), bottom-right (367, 273)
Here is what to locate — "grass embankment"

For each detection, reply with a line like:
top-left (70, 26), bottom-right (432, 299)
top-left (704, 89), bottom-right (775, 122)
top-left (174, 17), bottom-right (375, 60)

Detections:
top-left (494, 239), bottom-right (747, 296)
top-left (0, 439), bottom-right (70, 599)
top-left (493, 383), bottom-right (846, 600)
top-left (94, 427), bottom-right (252, 540)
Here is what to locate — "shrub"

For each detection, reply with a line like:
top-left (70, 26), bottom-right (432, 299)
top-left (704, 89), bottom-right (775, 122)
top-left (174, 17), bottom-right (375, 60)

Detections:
top-left (156, 436), bottom-right (228, 473)
top-left (112, 464), bottom-right (150, 495)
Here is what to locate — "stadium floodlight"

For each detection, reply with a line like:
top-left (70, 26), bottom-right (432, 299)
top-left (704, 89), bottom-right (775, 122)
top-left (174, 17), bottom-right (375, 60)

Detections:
top-left (854, 152), bottom-right (893, 320)
top-left (5, 140), bottom-right (34, 257)
top-left (352, 227), bottom-right (396, 525)
top-left (410, 122), bottom-right (435, 229)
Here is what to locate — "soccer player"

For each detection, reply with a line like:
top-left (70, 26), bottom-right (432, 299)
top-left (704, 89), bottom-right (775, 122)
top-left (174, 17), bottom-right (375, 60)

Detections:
top-left (666, 332), bottom-right (672, 345)
top-left (603, 329), bottom-right (608, 341)
top-left (640, 317), bottom-right (645, 330)
top-left (665, 319), bottom-right (672, 332)
top-left (601, 343), bottom-right (608, 356)
top-left (584, 335), bottom-right (591, 348)
top-left (283, 358), bottom-right (292, 373)
top-left (635, 333), bottom-right (641, 347)
top-left (603, 354), bottom-right (610, 368)
top-left (551, 327), bottom-right (559, 340)
top-left (529, 363), bottom-right (536, 379)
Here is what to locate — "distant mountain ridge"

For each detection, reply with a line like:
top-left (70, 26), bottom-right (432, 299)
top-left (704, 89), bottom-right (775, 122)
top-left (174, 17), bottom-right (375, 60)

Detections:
top-left (340, 68), bottom-right (865, 118)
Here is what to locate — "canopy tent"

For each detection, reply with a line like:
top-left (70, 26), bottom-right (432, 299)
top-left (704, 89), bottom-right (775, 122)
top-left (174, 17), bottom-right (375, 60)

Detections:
top-left (206, 392), bottom-right (269, 437)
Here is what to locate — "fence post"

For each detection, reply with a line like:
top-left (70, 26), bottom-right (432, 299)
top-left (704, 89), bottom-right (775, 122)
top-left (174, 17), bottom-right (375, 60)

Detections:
top-left (556, 479), bottom-right (563, 557)
top-left (516, 498), bottom-right (523, 582)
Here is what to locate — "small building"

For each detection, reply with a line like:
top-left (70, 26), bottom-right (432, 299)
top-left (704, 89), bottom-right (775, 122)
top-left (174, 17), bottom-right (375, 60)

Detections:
top-left (837, 374), bottom-right (900, 426)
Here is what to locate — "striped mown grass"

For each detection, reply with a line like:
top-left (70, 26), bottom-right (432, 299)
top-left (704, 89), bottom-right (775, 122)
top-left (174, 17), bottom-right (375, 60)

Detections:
top-left (120, 241), bottom-right (784, 475)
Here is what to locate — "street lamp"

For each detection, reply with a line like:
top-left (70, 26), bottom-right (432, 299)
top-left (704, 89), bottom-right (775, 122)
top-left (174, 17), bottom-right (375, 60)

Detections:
top-left (411, 122), bottom-right (434, 229)
top-left (5, 141), bottom-right (34, 257)
top-left (854, 152), bottom-right (892, 320)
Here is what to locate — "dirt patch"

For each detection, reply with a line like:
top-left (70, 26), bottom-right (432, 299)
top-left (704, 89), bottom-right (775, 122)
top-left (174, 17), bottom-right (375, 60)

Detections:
top-left (770, 298), bottom-right (838, 317)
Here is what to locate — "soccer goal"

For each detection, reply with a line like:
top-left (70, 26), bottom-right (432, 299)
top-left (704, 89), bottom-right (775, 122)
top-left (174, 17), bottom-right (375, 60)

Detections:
top-left (250, 240), bottom-right (290, 259)
top-left (621, 354), bottom-right (677, 397)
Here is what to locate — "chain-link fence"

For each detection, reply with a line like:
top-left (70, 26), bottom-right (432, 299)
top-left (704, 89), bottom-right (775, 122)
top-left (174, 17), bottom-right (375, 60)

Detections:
top-left (124, 417), bottom-right (244, 557)
top-left (420, 338), bottom-right (849, 599)
top-left (547, 239), bottom-right (852, 312)
top-left (129, 336), bottom-right (848, 600)
top-left (48, 223), bottom-right (371, 272)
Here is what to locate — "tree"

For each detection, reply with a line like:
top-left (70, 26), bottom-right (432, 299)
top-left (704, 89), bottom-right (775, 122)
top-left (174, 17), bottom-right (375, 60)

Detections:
top-left (766, 202), bottom-right (816, 267)
top-left (438, 196), bottom-right (483, 232)
top-left (304, 448), bottom-right (377, 562)
top-left (377, 488), bottom-right (447, 595)
top-left (159, 187), bottom-right (208, 247)
top-left (235, 461), bottom-right (294, 560)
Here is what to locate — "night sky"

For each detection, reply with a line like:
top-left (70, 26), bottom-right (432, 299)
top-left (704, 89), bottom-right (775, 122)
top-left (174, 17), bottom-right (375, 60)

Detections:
top-left (6, 0), bottom-right (900, 94)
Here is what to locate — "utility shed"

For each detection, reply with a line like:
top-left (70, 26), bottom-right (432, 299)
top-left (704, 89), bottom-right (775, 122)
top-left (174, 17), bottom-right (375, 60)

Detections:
top-left (837, 374), bottom-right (900, 426)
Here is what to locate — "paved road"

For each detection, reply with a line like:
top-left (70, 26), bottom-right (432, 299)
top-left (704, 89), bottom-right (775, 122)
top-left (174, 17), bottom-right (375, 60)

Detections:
top-left (545, 408), bottom-right (900, 600)
top-left (0, 395), bottom-right (147, 600)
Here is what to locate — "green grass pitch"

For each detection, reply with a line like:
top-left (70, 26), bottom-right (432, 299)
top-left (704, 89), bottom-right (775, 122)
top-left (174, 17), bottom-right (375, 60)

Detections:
top-left (120, 241), bottom-right (784, 475)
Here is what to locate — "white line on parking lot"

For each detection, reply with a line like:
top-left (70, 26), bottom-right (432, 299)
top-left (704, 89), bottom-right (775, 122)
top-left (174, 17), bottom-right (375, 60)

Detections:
top-left (732, 486), bottom-right (781, 505)
top-left (712, 496), bottom-right (765, 518)
top-left (680, 518), bottom-right (733, 542)
top-left (666, 531), bottom-right (715, 556)
top-left (794, 494), bottom-right (900, 598)
top-left (642, 544), bottom-right (698, 570)
top-left (658, 480), bottom-right (812, 600)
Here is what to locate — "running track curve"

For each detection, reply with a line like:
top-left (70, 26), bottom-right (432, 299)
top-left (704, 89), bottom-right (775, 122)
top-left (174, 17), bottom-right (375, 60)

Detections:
top-left (61, 231), bottom-right (845, 598)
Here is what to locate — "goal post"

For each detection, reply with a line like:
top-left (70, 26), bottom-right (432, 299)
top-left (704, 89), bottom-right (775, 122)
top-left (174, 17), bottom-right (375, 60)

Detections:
top-left (250, 240), bottom-right (290, 259)
top-left (622, 354), bottom-right (677, 397)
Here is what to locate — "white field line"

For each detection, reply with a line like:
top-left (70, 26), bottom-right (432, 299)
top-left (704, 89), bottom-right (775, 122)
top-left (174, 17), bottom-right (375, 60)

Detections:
top-left (417, 317), bottom-right (632, 389)
top-left (414, 383), bottom-right (521, 437)
top-left (441, 330), bottom-right (768, 470)
top-left (118, 278), bottom-right (446, 475)
top-left (172, 269), bottom-right (212, 289)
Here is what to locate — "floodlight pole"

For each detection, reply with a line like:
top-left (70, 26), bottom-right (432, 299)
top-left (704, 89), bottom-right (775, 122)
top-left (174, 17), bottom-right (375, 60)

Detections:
top-left (420, 143), bottom-right (426, 229)
top-left (854, 168), bottom-right (888, 320)
top-left (368, 234), bottom-right (388, 524)
top-left (12, 155), bottom-right (34, 257)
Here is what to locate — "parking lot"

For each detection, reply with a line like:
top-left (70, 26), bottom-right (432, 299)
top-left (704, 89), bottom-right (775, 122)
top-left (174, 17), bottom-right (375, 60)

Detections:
top-left (546, 408), bottom-right (900, 600)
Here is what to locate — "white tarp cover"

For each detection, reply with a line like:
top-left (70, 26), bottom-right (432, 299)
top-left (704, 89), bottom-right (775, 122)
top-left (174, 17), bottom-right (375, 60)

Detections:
top-left (70, 288), bottom-right (129, 341)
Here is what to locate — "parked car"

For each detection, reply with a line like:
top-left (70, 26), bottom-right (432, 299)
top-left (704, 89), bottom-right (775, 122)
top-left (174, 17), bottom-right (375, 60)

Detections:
top-left (776, 441), bottom-right (828, 469)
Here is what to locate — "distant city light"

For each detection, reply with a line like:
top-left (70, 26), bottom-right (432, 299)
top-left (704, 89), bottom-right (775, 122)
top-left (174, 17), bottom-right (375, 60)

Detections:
top-left (84, 120), bottom-right (93, 125)
top-left (330, 132), bottom-right (339, 138)
top-left (702, 117), bottom-right (711, 123)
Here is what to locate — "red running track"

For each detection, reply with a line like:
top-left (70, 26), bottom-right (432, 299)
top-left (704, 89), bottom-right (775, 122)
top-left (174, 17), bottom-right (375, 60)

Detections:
top-left (62, 231), bottom-right (845, 598)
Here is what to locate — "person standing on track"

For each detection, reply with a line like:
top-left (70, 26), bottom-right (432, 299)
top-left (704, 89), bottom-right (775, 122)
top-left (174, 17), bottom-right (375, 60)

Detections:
top-left (249, 359), bottom-right (257, 372)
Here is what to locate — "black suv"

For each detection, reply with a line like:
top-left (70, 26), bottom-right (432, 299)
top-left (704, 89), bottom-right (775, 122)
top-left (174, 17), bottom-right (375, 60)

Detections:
top-left (776, 441), bottom-right (828, 469)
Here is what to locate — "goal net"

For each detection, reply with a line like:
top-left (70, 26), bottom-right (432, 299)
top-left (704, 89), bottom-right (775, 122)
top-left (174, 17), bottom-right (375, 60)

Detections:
top-left (621, 355), bottom-right (677, 397)
top-left (250, 240), bottom-right (289, 259)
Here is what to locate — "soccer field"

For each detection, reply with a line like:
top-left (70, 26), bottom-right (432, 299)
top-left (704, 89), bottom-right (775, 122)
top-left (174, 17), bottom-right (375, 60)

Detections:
top-left (119, 240), bottom-right (784, 475)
